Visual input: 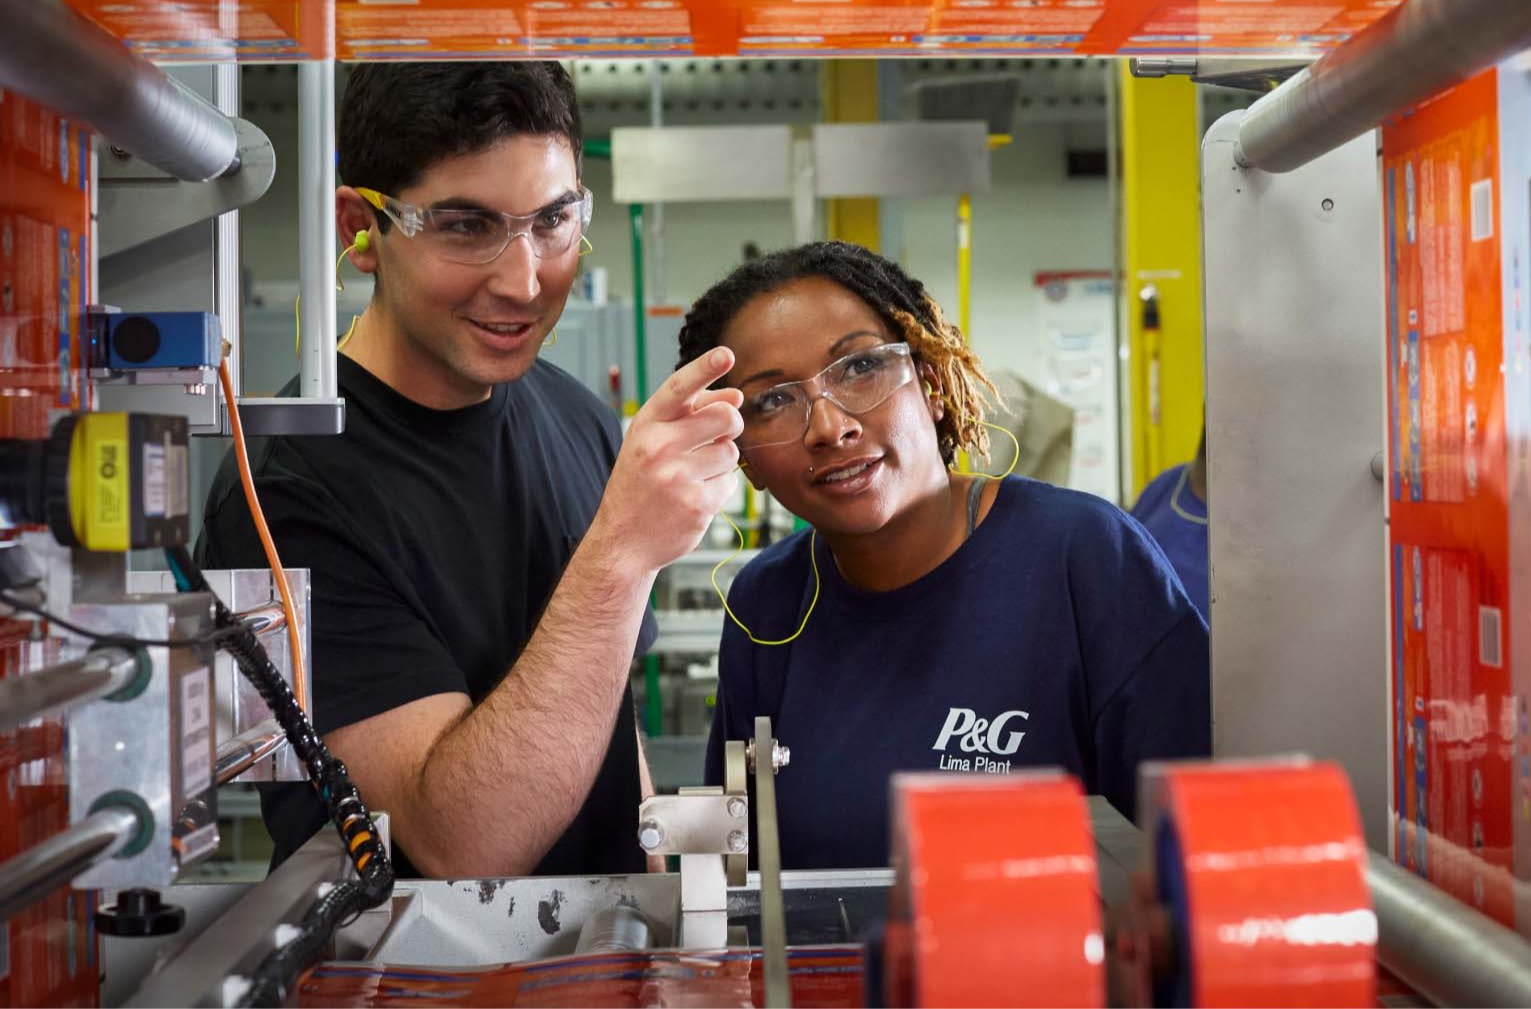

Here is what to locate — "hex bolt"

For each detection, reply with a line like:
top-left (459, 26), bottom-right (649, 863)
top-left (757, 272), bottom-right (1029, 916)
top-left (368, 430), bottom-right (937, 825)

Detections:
top-left (727, 830), bottom-right (748, 853)
top-left (727, 796), bottom-right (747, 818)
top-left (772, 743), bottom-right (791, 772)
top-left (637, 819), bottom-right (665, 851)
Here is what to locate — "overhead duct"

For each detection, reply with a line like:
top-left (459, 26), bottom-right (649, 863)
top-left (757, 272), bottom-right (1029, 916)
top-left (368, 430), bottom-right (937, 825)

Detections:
top-left (0, 0), bottom-right (240, 182)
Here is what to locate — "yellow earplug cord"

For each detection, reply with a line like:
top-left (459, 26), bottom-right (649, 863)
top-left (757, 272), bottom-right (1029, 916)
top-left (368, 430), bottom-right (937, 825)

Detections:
top-left (713, 421), bottom-right (1022, 646)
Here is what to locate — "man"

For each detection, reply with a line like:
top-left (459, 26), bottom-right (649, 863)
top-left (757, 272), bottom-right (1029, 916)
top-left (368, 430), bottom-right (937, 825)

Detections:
top-left (1130, 430), bottom-right (1208, 620)
top-left (198, 62), bottom-right (743, 878)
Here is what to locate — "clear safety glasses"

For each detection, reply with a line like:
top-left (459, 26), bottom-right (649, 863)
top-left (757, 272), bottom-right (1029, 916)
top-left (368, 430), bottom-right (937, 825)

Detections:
top-left (354, 186), bottom-right (594, 264)
top-left (738, 341), bottom-right (916, 450)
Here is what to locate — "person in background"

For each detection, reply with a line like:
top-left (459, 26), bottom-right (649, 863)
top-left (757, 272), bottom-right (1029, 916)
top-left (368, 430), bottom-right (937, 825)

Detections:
top-left (679, 241), bottom-right (1209, 871)
top-left (1130, 430), bottom-right (1208, 620)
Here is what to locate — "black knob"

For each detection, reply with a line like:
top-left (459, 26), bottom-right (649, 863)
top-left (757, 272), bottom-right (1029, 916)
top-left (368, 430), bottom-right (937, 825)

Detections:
top-left (95, 887), bottom-right (185, 937)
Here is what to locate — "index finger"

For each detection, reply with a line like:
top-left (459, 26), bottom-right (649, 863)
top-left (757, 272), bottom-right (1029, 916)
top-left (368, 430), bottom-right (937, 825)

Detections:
top-left (647, 347), bottom-right (736, 422)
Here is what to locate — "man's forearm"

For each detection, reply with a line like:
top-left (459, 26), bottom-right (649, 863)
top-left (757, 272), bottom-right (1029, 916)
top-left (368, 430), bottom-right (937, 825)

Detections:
top-left (400, 535), bottom-right (656, 876)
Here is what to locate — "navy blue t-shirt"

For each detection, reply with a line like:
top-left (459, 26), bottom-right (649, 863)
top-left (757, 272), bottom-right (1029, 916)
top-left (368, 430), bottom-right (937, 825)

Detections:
top-left (1130, 464), bottom-right (1209, 620)
top-left (704, 476), bottom-right (1209, 871)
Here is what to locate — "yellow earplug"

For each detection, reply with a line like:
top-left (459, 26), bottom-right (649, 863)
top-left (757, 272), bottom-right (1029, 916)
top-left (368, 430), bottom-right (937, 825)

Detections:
top-left (353, 230), bottom-right (370, 253)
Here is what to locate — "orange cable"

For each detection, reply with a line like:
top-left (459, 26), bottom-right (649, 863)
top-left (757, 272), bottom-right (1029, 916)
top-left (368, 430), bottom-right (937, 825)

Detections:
top-left (217, 358), bottom-right (308, 711)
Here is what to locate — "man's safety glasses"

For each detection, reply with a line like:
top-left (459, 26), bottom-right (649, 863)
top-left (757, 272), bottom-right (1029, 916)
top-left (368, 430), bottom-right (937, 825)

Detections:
top-left (354, 187), bottom-right (594, 265)
top-left (738, 342), bottom-right (916, 450)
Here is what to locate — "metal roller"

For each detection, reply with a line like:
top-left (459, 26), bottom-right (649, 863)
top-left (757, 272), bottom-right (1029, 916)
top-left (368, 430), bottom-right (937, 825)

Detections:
top-left (1236, 0), bottom-right (1531, 173)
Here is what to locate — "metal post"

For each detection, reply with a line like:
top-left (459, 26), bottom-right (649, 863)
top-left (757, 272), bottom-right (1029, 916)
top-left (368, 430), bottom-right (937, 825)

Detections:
top-left (0, 0), bottom-right (239, 182)
top-left (648, 62), bottom-right (666, 306)
top-left (215, 719), bottom-right (287, 786)
top-left (215, 62), bottom-right (243, 400)
top-left (0, 807), bottom-right (140, 922)
top-left (298, 60), bottom-right (338, 401)
top-left (1369, 854), bottom-right (1531, 1007)
top-left (1235, 0), bottom-right (1531, 173)
top-left (629, 200), bottom-right (663, 739)
top-left (0, 647), bottom-right (141, 734)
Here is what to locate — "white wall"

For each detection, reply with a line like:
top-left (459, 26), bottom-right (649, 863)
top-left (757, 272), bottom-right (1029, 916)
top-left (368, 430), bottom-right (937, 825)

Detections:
top-left (899, 121), bottom-right (1111, 384)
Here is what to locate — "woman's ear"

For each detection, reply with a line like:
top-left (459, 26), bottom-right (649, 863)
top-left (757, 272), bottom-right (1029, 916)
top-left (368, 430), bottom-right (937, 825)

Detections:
top-left (739, 458), bottom-right (766, 491)
top-left (918, 363), bottom-right (945, 423)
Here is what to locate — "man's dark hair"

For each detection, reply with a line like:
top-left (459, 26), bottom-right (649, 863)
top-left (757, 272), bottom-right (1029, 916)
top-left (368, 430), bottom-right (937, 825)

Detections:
top-left (338, 61), bottom-right (582, 227)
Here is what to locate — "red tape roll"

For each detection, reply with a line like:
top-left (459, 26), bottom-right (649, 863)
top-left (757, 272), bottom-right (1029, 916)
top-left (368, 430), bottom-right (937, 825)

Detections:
top-left (892, 772), bottom-right (1105, 1008)
top-left (1145, 760), bottom-right (1375, 1008)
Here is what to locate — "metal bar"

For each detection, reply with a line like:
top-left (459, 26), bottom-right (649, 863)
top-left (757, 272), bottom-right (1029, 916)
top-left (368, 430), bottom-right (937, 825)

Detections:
top-left (214, 62), bottom-right (243, 404)
top-left (123, 824), bottom-right (357, 1008)
top-left (0, 0), bottom-right (238, 182)
top-left (0, 808), bottom-right (139, 921)
top-left (0, 647), bottom-right (139, 734)
top-left (753, 717), bottom-right (790, 1008)
top-left (1369, 854), bottom-right (1531, 1007)
top-left (215, 719), bottom-right (286, 786)
top-left (236, 603), bottom-right (288, 637)
top-left (1236, 0), bottom-right (1531, 173)
top-left (298, 59), bottom-right (338, 401)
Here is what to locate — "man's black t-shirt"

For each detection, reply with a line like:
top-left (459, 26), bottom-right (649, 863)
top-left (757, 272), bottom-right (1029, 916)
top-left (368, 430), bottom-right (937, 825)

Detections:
top-left (197, 355), bottom-right (654, 877)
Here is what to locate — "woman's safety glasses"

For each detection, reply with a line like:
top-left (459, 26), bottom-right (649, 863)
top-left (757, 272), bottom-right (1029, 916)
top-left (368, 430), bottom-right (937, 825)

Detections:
top-left (354, 186), bottom-right (594, 264)
top-left (738, 341), bottom-right (916, 450)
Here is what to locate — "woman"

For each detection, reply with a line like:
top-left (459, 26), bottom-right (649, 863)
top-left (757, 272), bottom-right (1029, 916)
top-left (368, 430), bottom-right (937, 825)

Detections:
top-left (681, 242), bottom-right (1208, 871)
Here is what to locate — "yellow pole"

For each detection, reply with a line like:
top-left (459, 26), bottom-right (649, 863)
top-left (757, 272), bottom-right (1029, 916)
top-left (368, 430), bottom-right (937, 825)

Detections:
top-left (1118, 65), bottom-right (1204, 499)
top-left (822, 60), bottom-right (881, 250)
top-left (957, 193), bottom-right (973, 338)
top-left (955, 193), bottom-right (974, 473)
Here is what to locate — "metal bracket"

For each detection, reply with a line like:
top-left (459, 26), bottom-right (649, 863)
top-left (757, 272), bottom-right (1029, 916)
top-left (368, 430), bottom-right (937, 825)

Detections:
top-left (98, 117), bottom-right (275, 258)
top-left (233, 396), bottom-right (347, 437)
top-left (1129, 57), bottom-right (1310, 93)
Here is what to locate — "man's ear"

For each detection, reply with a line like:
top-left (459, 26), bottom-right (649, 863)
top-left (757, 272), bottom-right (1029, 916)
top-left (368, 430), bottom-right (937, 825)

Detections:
top-left (336, 187), bottom-right (380, 274)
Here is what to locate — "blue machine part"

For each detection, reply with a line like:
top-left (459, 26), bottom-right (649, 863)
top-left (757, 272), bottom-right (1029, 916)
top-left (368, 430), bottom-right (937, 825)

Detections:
top-left (102, 311), bottom-right (221, 371)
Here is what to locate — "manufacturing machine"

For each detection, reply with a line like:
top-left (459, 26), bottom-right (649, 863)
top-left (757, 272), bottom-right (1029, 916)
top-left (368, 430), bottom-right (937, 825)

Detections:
top-left (3, 0), bottom-right (1531, 1006)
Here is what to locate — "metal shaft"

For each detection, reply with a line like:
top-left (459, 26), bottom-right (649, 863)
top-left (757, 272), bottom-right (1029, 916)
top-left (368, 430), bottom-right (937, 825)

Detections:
top-left (0, 647), bottom-right (139, 734)
top-left (237, 603), bottom-right (288, 637)
top-left (298, 59), bottom-right (339, 401)
top-left (575, 905), bottom-right (654, 954)
top-left (1236, 0), bottom-right (1531, 173)
top-left (1369, 853), bottom-right (1531, 1007)
top-left (0, 807), bottom-right (140, 921)
top-left (215, 719), bottom-right (287, 786)
top-left (0, 0), bottom-right (239, 182)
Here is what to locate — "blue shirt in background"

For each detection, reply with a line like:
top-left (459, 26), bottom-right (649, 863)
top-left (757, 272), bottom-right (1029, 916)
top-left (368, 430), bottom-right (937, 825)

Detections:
top-left (704, 476), bottom-right (1209, 871)
top-left (1130, 464), bottom-right (1209, 620)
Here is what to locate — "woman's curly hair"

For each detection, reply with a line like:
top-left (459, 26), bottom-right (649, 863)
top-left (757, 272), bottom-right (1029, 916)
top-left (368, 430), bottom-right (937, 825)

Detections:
top-left (676, 241), bottom-right (999, 465)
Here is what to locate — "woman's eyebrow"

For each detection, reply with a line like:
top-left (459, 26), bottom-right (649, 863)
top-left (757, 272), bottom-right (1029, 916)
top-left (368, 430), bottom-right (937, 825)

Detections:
top-left (737, 368), bottom-right (784, 389)
top-left (826, 330), bottom-right (885, 358)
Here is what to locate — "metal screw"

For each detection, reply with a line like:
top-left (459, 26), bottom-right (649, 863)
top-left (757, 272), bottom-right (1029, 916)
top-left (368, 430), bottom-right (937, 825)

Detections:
top-left (1321, 198), bottom-right (1335, 211)
top-left (727, 796), bottom-right (747, 818)
top-left (773, 743), bottom-right (790, 771)
top-left (637, 820), bottom-right (665, 851)
top-left (727, 830), bottom-right (747, 853)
